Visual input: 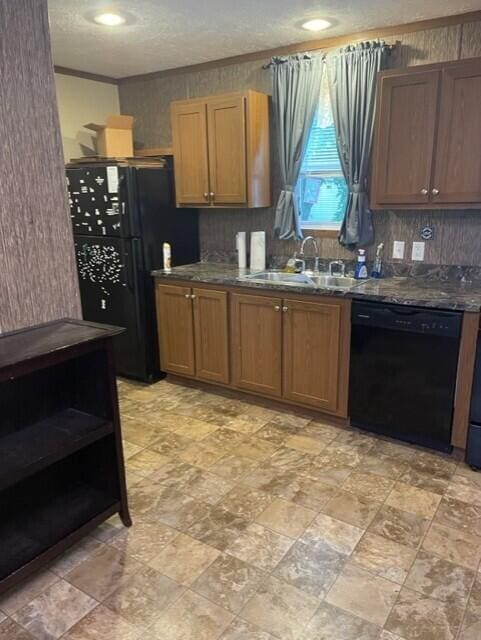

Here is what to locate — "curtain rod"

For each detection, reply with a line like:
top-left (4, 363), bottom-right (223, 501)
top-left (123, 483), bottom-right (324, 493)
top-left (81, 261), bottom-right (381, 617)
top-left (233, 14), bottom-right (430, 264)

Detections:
top-left (262, 42), bottom-right (397, 69)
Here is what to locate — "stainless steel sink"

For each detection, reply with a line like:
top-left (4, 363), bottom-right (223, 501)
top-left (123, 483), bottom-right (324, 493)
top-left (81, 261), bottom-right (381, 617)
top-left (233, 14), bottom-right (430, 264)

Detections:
top-left (237, 271), bottom-right (366, 290)
top-left (309, 274), bottom-right (361, 289)
top-left (237, 271), bottom-right (314, 287)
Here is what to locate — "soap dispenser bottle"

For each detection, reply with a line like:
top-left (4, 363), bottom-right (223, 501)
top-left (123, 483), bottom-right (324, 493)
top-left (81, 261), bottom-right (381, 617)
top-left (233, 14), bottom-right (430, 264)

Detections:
top-left (371, 243), bottom-right (384, 279)
top-left (354, 249), bottom-right (368, 280)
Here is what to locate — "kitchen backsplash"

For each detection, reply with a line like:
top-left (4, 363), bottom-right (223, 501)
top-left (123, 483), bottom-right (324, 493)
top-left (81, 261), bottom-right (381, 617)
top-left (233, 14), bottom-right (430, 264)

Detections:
top-left (119, 17), bottom-right (481, 272)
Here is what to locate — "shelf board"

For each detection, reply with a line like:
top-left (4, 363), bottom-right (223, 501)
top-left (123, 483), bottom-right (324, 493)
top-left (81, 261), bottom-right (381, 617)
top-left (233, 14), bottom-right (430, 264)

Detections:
top-left (0, 409), bottom-right (113, 491)
top-left (0, 319), bottom-right (124, 377)
top-left (0, 481), bottom-right (118, 582)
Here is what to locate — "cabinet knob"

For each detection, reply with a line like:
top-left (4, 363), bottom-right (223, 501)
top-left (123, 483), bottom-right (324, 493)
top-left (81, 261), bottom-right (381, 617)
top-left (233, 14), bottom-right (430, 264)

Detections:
top-left (203, 192), bottom-right (209, 199)
top-left (432, 188), bottom-right (440, 196)
top-left (274, 305), bottom-right (280, 311)
top-left (209, 192), bottom-right (215, 199)
top-left (282, 306), bottom-right (288, 312)
top-left (420, 188), bottom-right (428, 195)
top-left (184, 293), bottom-right (191, 299)
top-left (191, 294), bottom-right (196, 299)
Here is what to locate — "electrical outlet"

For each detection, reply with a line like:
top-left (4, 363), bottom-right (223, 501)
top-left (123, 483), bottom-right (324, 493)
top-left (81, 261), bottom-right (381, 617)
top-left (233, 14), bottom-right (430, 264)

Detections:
top-left (412, 241), bottom-right (425, 261)
top-left (392, 241), bottom-right (405, 260)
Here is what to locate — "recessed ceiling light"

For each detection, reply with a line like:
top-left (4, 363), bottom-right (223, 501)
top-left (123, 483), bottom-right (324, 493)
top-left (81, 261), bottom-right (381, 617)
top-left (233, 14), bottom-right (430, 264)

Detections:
top-left (301, 19), bottom-right (331, 32)
top-left (93, 12), bottom-right (126, 26)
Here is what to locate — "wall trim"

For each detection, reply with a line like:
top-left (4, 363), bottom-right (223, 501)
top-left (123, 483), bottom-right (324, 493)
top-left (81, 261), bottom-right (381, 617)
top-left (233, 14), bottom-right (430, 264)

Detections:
top-left (118, 9), bottom-right (481, 84)
top-left (54, 65), bottom-right (119, 85)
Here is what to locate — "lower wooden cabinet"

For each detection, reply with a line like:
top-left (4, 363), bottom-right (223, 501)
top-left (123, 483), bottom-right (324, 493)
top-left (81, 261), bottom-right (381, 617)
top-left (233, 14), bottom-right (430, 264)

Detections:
top-left (155, 284), bottom-right (195, 376)
top-left (230, 291), bottom-right (349, 414)
top-left (155, 283), bottom-right (229, 383)
top-left (193, 287), bottom-right (229, 383)
top-left (231, 293), bottom-right (283, 397)
top-left (283, 298), bottom-right (346, 413)
top-left (155, 281), bottom-right (350, 417)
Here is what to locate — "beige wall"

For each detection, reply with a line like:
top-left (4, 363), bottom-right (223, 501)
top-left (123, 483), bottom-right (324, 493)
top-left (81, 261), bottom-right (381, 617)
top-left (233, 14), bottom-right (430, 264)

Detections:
top-left (119, 16), bottom-right (481, 267)
top-left (0, 0), bottom-right (80, 332)
top-left (55, 73), bottom-right (120, 162)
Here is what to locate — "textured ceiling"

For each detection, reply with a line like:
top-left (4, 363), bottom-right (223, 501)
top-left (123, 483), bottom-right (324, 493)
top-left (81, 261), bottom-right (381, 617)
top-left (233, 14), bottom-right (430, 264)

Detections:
top-left (48, 0), bottom-right (481, 78)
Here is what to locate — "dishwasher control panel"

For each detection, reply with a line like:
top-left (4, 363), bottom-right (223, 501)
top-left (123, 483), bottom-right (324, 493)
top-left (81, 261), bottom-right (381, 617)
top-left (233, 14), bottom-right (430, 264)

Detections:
top-left (352, 301), bottom-right (462, 338)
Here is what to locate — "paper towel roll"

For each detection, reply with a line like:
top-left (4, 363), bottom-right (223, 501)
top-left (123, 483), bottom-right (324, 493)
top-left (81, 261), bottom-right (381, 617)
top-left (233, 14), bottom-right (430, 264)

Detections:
top-left (236, 231), bottom-right (247, 270)
top-left (250, 231), bottom-right (266, 272)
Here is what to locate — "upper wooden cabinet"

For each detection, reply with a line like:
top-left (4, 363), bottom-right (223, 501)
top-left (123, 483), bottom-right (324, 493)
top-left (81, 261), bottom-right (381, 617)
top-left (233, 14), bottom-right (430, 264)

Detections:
top-left (170, 101), bottom-right (210, 206)
top-left (433, 60), bottom-right (481, 205)
top-left (171, 90), bottom-right (271, 208)
top-left (207, 95), bottom-right (247, 205)
top-left (371, 57), bottom-right (481, 209)
top-left (371, 70), bottom-right (440, 206)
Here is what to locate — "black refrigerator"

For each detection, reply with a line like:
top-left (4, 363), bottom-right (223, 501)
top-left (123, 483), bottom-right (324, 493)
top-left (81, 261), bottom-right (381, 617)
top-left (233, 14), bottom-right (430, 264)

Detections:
top-left (66, 159), bottom-right (199, 382)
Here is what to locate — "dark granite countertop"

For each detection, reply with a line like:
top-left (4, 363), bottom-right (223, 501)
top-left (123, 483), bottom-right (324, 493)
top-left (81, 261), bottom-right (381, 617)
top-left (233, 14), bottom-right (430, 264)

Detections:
top-left (152, 263), bottom-right (481, 312)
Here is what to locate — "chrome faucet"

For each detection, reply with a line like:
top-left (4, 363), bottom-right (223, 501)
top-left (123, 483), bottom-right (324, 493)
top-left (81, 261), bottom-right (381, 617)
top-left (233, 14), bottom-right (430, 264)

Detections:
top-left (299, 236), bottom-right (320, 274)
top-left (329, 260), bottom-right (346, 277)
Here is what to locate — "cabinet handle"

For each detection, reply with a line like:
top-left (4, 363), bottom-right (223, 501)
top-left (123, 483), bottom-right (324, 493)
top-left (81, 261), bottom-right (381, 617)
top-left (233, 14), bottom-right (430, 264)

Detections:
top-left (203, 192), bottom-right (209, 199)
top-left (432, 188), bottom-right (440, 195)
top-left (184, 293), bottom-right (191, 299)
top-left (191, 294), bottom-right (196, 299)
top-left (209, 192), bottom-right (215, 201)
top-left (282, 306), bottom-right (288, 312)
top-left (274, 305), bottom-right (280, 311)
top-left (420, 188), bottom-right (428, 195)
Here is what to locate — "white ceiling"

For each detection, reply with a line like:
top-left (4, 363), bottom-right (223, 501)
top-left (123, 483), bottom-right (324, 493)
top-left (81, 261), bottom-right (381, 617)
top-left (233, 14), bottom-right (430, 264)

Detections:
top-left (48, 0), bottom-right (481, 78)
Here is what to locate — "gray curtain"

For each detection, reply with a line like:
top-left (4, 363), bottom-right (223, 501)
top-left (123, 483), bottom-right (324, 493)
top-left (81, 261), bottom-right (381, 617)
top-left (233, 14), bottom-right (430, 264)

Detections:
top-left (327, 42), bottom-right (388, 249)
top-left (271, 54), bottom-right (323, 240)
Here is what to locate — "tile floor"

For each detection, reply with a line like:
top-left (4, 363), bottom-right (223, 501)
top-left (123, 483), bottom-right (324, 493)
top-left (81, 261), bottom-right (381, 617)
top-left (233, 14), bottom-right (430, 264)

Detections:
top-left (2, 379), bottom-right (481, 639)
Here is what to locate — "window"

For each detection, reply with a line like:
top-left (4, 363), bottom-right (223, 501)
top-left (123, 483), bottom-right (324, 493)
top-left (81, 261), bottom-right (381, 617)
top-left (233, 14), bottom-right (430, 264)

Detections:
top-left (296, 74), bottom-right (348, 231)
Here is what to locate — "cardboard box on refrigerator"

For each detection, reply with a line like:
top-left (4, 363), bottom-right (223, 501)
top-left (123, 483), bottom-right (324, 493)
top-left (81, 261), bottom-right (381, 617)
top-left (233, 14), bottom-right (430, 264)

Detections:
top-left (84, 114), bottom-right (134, 157)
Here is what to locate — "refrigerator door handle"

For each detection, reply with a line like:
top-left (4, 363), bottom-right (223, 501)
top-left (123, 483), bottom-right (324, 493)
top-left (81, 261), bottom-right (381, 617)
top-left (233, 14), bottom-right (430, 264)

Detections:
top-left (120, 238), bottom-right (134, 290)
top-left (131, 238), bottom-right (144, 341)
top-left (118, 173), bottom-right (129, 236)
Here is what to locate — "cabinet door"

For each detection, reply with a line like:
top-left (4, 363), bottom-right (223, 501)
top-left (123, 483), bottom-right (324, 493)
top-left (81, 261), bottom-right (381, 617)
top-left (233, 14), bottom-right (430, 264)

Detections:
top-left (155, 284), bottom-right (195, 376)
top-left (371, 70), bottom-right (440, 205)
top-left (283, 299), bottom-right (343, 413)
top-left (193, 288), bottom-right (229, 384)
top-left (231, 293), bottom-right (282, 397)
top-left (207, 95), bottom-right (247, 205)
top-left (432, 60), bottom-right (481, 204)
top-left (171, 101), bottom-right (210, 205)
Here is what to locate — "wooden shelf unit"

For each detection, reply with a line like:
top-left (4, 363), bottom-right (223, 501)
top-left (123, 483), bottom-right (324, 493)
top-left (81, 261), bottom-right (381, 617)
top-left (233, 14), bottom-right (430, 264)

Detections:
top-left (0, 409), bottom-right (113, 491)
top-left (0, 319), bottom-right (131, 595)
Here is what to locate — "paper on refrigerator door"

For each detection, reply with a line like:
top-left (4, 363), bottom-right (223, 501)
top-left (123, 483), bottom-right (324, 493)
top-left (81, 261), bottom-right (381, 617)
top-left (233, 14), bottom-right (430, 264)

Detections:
top-left (106, 166), bottom-right (119, 193)
top-left (250, 231), bottom-right (266, 272)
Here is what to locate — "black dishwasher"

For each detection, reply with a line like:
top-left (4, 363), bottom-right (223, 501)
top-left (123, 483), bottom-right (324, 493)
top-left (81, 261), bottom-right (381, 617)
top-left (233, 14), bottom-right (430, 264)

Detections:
top-left (349, 300), bottom-right (462, 452)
